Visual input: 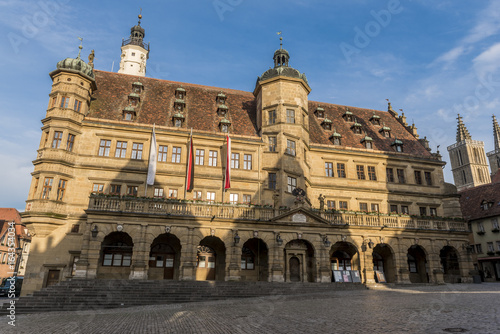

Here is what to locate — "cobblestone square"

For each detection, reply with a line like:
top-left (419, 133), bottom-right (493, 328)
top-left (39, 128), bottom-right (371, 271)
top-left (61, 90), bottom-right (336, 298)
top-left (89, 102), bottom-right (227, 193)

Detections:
top-left (1, 283), bottom-right (500, 334)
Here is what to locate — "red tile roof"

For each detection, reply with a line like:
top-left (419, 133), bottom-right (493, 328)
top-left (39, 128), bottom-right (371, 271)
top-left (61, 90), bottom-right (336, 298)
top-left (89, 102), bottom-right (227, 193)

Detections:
top-left (459, 182), bottom-right (500, 221)
top-left (0, 208), bottom-right (29, 239)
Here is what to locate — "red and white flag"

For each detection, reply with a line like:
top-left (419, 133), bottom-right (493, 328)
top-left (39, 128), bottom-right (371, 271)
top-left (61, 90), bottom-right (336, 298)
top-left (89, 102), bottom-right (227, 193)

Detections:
top-left (185, 131), bottom-right (194, 192)
top-left (146, 125), bottom-right (157, 186)
top-left (224, 135), bottom-right (231, 189)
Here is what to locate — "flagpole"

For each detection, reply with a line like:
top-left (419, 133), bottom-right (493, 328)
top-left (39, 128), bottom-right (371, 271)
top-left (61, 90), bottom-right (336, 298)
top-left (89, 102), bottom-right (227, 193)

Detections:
top-left (184, 128), bottom-right (193, 199)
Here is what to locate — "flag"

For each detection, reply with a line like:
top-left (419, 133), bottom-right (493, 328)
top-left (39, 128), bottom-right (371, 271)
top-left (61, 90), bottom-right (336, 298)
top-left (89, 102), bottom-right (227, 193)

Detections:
top-left (146, 126), bottom-right (157, 185)
top-left (185, 131), bottom-right (194, 192)
top-left (224, 135), bottom-right (231, 189)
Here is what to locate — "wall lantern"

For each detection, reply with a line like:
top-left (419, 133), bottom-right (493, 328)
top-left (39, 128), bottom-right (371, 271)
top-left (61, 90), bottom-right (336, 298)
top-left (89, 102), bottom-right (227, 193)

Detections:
top-left (322, 235), bottom-right (331, 248)
top-left (368, 239), bottom-right (374, 249)
top-left (91, 225), bottom-right (98, 238)
top-left (233, 232), bottom-right (240, 246)
top-left (276, 233), bottom-right (283, 246)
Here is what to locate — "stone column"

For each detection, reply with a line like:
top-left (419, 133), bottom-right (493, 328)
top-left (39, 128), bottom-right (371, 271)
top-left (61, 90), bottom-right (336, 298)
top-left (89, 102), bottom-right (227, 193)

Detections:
top-left (318, 240), bottom-right (331, 283)
top-left (74, 221), bottom-right (92, 279)
top-left (395, 237), bottom-right (411, 284)
top-left (428, 240), bottom-right (444, 284)
top-left (226, 241), bottom-right (242, 281)
top-left (180, 227), bottom-right (196, 281)
top-left (362, 245), bottom-right (376, 284)
top-left (270, 233), bottom-right (284, 282)
top-left (129, 225), bottom-right (148, 280)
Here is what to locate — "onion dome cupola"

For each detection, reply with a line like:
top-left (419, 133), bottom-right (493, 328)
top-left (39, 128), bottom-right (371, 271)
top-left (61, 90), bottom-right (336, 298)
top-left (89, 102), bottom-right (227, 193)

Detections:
top-left (53, 40), bottom-right (95, 82)
top-left (118, 12), bottom-right (150, 77)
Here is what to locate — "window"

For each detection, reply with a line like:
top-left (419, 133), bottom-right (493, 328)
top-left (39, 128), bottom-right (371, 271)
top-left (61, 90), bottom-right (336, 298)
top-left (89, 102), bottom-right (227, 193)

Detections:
top-left (368, 166), bottom-right (377, 181)
top-left (371, 203), bottom-right (379, 212)
top-left (352, 126), bottom-right (362, 134)
top-left (269, 136), bottom-right (277, 152)
top-left (356, 165), bottom-right (365, 180)
top-left (115, 141), bottom-right (127, 158)
top-left (401, 206), bottom-right (409, 214)
top-left (286, 109), bottom-right (295, 123)
top-left (397, 169), bottom-right (405, 183)
top-left (458, 150), bottom-right (463, 166)
top-left (429, 208), bottom-right (437, 216)
top-left (52, 131), bottom-right (63, 148)
top-left (268, 110), bottom-right (276, 125)
top-left (92, 183), bottom-right (104, 194)
top-left (462, 170), bottom-right (467, 184)
top-left (57, 179), bottom-right (66, 201)
top-left (386, 168), bottom-right (394, 183)
top-left (414, 171), bottom-right (422, 185)
top-left (268, 173), bottom-right (277, 189)
top-left (98, 139), bottom-right (111, 157)
top-left (208, 150), bottom-right (218, 166)
top-left (172, 147), bottom-right (181, 163)
top-left (241, 247), bottom-right (254, 270)
top-left (152, 188), bottom-right (163, 198)
top-left (131, 143), bottom-right (143, 160)
top-left (206, 191), bottom-right (215, 203)
top-left (478, 222), bottom-right (485, 232)
top-left (286, 139), bottom-right (296, 156)
top-left (243, 154), bottom-right (252, 170)
top-left (243, 194), bottom-right (251, 204)
top-left (168, 189), bottom-right (178, 199)
top-left (475, 244), bottom-right (483, 253)
top-left (127, 186), bottom-right (138, 197)
top-left (60, 96), bottom-right (69, 108)
top-left (102, 253), bottom-right (132, 267)
top-left (487, 242), bottom-right (495, 253)
top-left (333, 137), bottom-right (341, 145)
top-left (71, 224), bottom-right (80, 233)
top-left (359, 203), bottom-right (368, 212)
top-left (339, 201), bottom-right (348, 209)
top-left (419, 207), bottom-right (427, 216)
top-left (67, 134), bottom-right (75, 152)
top-left (194, 191), bottom-right (202, 200)
top-left (229, 193), bottom-right (239, 204)
top-left (408, 255), bottom-right (417, 273)
top-left (365, 141), bottom-right (373, 149)
top-left (51, 96), bottom-right (57, 108)
top-left (425, 172), bottom-right (432, 186)
top-left (195, 149), bottom-right (204, 165)
top-left (231, 153), bottom-right (240, 169)
top-left (110, 184), bottom-right (121, 195)
top-left (390, 205), bottom-right (398, 213)
top-left (287, 176), bottom-right (297, 193)
top-left (337, 163), bottom-right (346, 178)
top-left (73, 100), bottom-right (82, 112)
top-left (158, 145), bottom-right (168, 162)
top-left (124, 112), bottom-right (134, 121)
top-left (325, 162), bottom-right (333, 177)
top-left (395, 144), bottom-right (403, 152)
top-left (41, 177), bottom-right (53, 199)
top-left (175, 119), bottom-right (182, 128)
top-left (492, 219), bottom-right (499, 230)
top-left (327, 200), bottom-right (335, 210)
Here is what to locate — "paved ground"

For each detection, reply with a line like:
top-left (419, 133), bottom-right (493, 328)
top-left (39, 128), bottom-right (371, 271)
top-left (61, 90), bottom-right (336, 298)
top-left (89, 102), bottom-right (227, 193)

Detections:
top-left (1, 283), bottom-right (499, 334)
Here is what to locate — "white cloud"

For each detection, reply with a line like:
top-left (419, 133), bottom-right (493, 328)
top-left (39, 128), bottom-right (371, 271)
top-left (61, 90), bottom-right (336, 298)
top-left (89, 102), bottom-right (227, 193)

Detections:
top-left (473, 42), bottom-right (500, 76)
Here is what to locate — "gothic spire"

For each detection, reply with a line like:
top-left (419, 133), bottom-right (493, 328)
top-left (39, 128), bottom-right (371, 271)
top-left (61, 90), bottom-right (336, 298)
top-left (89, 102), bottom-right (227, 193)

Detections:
top-left (493, 115), bottom-right (500, 150)
top-left (456, 114), bottom-right (472, 142)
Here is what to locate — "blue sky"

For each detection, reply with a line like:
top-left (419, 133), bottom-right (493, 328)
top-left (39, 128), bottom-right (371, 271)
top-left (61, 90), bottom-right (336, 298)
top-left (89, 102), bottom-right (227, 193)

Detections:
top-left (1, 0), bottom-right (500, 211)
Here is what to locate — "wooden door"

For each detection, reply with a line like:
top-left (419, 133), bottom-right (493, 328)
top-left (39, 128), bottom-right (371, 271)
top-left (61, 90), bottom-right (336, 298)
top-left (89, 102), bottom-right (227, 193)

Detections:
top-left (46, 270), bottom-right (60, 287)
top-left (197, 247), bottom-right (216, 281)
top-left (164, 253), bottom-right (175, 279)
top-left (289, 256), bottom-right (300, 282)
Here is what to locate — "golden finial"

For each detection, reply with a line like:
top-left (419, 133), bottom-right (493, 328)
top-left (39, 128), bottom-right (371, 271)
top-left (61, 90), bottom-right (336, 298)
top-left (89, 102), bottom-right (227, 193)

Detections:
top-left (138, 8), bottom-right (142, 24)
top-left (77, 37), bottom-right (83, 58)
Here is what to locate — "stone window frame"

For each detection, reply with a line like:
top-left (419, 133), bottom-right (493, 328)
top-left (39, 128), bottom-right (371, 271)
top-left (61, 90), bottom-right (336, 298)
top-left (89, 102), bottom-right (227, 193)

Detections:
top-left (325, 162), bottom-right (334, 177)
top-left (115, 141), bottom-right (128, 158)
top-left (131, 142), bottom-right (143, 160)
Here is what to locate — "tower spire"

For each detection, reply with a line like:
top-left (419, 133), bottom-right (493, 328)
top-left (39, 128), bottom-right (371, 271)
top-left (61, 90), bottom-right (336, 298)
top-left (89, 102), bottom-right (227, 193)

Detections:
top-left (456, 114), bottom-right (472, 142)
top-left (493, 114), bottom-right (500, 150)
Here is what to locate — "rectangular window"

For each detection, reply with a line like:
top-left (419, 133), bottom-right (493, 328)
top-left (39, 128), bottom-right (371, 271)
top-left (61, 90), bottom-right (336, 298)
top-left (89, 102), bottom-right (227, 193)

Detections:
top-left (339, 201), bottom-right (348, 210)
top-left (208, 150), bottom-right (218, 167)
top-left (327, 200), bottom-right (335, 210)
top-left (243, 194), bottom-right (251, 204)
top-left (359, 203), bottom-right (368, 212)
top-left (497, 241), bottom-right (500, 251)
top-left (168, 189), bottom-right (178, 199)
top-left (425, 172), bottom-right (432, 186)
top-left (71, 224), bottom-right (80, 233)
top-left (67, 134), bottom-right (75, 152)
top-left (337, 163), bottom-right (346, 178)
top-left (127, 186), bottom-right (138, 197)
top-left (478, 222), bottom-right (485, 232)
top-left (390, 205), bottom-right (398, 213)
top-left (286, 109), bottom-right (295, 124)
top-left (368, 166), bottom-right (377, 181)
top-left (229, 193), bottom-right (239, 204)
top-left (286, 139), bottom-right (296, 156)
top-left (41, 177), bottom-right (53, 199)
top-left (419, 207), bottom-right (427, 216)
top-left (98, 139), bottom-right (111, 157)
top-left (52, 131), bottom-right (63, 148)
top-left (110, 184), bottom-right (121, 195)
top-left (287, 176), bottom-right (297, 193)
top-left (158, 145), bottom-right (168, 162)
top-left (268, 110), bottom-right (276, 125)
top-left (206, 191), bottom-right (215, 203)
top-left (475, 244), bottom-right (483, 253)
top-left (401, 205), bottom-right (409, 214)
top-left (414, 171), bottom-right (422, 185)
top-left (154, 188), bottom-right (164, 198)
top-left (397, 169), bottom-right (405, 183)
top-left (195, 149), bottom-right (205, 165)
top-left (73, 100), bottom-right (82, 112)
top-left (429, 208), bottom-right (437, 216)
top-left (115, 141), bottom-right (127, 158)
top-left (371, 203), bottom-right (379, 212)
top-left (194, 191), bottom-right (202, 200)
top-left (92, 183), bottom-right (104, 194)
top-left (269, 136), bottom-right (277, 152)
top-left (487, 242), bottom-right (495, 252)
top-left (325, 162), bottom-right (333, 177)
top-left (231, 153), bottom-right (240, 169)
top-left (51, 96), bottom-right (57, 108)
top-left (386, 168), bottom-right (394, 183)
top-left (268, 173), bottom-right (277, 189)
top-left (243, 154), bottom-right (252, 170)
top-left (492, 219), bottom-right (500, 229)
top-left (57, 179), bottom-right (66, 201)
top-left (356, 165), bottom-right (365, 180)
top-left (172, 147), bottom-right (181, 163)
top-left (131, 143), bottom-right (143, 160)
top-left (60, 96), bottom-right (69, 108)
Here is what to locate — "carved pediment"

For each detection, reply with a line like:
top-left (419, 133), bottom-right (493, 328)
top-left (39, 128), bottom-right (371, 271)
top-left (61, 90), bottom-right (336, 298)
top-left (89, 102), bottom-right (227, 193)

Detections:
top-left (269, 208), bottom-right (329, 226)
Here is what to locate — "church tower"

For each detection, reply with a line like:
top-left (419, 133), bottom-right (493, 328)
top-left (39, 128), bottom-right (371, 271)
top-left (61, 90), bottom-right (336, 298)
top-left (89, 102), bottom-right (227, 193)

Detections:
top-left (486, 115), bottom-right (500, 177)
top-left (118, 14), bottom-right (150, 77)
top-left (447, 114), bottom-right (491, 191)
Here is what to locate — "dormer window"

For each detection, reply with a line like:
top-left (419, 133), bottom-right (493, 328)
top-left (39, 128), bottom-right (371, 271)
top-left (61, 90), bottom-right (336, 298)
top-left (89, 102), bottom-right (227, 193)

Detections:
top-left (174, 99), bottom-right (185, 112)
top-left (172, 113), bottom-right (185, 128)
top-left (351, 119), bottom-right (362, 134)
top-left (380, 123), bottom-right (391, 137)
top-left (219, 118), bottom-right (231, 133)
top-left (321, 117), bottom-right (332, 130)
top-left (330, 130), bottom-right (342, 145)
top-left (132, 82), bottom-right (143, 93)
top-left (123, 105), bottom-right (136, 121)
top-left (217, 104), bottom-right (228, 117)
top-left (361, 135), bottom-right (373, 149)
top-left (370, 112), bottom-right (381, 125)
top-left (128, 93), bottom-right (140, 107)
top-left (175, 87), bottom-right (186, 100)
top-left (343, 108), bottom-right (353, 122)
top-left (216, 92), bottom-right (226, 105)
top-left (391, 138), bottom-right (403, 152)
top-left (481, 200), bottom-right (493, 210)
top-left (315, 106), bottom-right (325, 118)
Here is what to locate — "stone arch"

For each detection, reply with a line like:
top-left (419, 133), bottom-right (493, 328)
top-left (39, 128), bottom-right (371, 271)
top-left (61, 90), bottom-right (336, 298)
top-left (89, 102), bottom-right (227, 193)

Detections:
top-left (284, 239), bottom-right (316, 282)
top-left (148, 233), bottom-right (182, 280)
top-left (196, 236), bottom-right (226, 281)
top-left (241, 237), bottom-right (269, 282)
top-left (372, 243), bottom-right (396, 283)
top-left (407, 245), bottom-right (429, 283)
top-left (97, 231), bottom-right (134, 279)
top-left (440, 245), bottom-right (461, 283)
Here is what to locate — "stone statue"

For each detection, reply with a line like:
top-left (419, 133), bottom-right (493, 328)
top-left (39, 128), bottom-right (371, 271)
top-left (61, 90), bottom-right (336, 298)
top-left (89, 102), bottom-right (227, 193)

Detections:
top-left (88, 49), bottom-right (95, 64)
top-left (318, 194), bottom-right (325, 211)
top-left (273, 191), bottom-right (280, 209)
